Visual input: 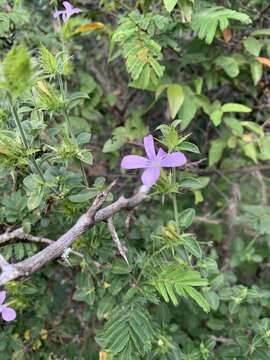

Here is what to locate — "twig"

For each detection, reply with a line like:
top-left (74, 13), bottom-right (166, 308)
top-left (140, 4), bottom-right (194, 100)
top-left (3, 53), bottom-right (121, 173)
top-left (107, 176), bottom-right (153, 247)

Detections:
top-left (0, 183), bottom-right (149, 285)
top-left (107, 217), bottom-right (129, 264)
top-left (0, 228), bottom-right (83, 258)
top-left (194, 216), bottom-right (222, 225)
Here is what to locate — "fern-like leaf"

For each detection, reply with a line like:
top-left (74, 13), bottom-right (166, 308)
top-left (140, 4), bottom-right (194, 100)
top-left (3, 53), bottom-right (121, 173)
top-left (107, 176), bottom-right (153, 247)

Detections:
top-left (191, 6), bottom-right (251, 44)
top-left (150, 262), bottom-right (210, 312)
top-left (96, 304), bottom-right (155, 359)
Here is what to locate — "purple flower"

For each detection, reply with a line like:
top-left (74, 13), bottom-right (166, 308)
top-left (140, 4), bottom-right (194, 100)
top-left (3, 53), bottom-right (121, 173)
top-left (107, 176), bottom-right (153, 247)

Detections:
top-left (0, 291), bottom-right (16, 322)
top-left (121, 135), bottom-right (187, 187)
top-left (53, 1), bottom-right (81, 23)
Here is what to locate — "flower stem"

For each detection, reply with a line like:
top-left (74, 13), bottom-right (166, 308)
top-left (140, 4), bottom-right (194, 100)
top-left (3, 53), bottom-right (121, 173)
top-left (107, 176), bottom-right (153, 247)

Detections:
top-left (172, 168), bottom-right (190, 264)
top-left (8, 94), bottom-right (59, 196)
top-left (57, 74), bottom-right (89, 187)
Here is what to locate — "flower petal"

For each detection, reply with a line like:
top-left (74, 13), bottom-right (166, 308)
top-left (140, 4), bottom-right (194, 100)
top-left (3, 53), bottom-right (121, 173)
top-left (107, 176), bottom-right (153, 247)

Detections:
top-left (1, 307), bottom-right (16, 322)
top-left (0, 291), bottom-right (6, 305)
top-left (157, 148), bottom-right (167, 160)
top-left (53, 10), bottom-right (63, 18)
top-left (160, 152), bottom-right (187, 167)
top-left (72, 7), bottom-right (81, 14)
top-left (63, 1), bottom-right (73, 11)
top-left (121, 155), bottom-right (148, 169)
top-left (144, 135), bottom-right (156, 160)
top-left (141, 167), bottom-right (160, 187)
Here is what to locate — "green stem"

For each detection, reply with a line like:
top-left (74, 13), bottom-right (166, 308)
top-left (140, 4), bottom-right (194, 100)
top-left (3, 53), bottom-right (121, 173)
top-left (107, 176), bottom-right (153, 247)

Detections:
top-left (57, 74), bottom-right (89, 187)
top-left (8, 94), bottom-right (59, 196)
top-left (172, 168), bottom-right (190, 265)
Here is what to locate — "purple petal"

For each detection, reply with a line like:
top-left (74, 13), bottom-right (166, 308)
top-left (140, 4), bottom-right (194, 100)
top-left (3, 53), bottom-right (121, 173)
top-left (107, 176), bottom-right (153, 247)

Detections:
top-left (160, 152), bottom-right (187, 167)
top-left (63, 1), bottom-right (73, 10)
top-left (72, 7), bottom-right (81, 14)
top-left (0, 291), bottom-right (6, 305)
top-left (141, 167), bottom-right (160, 187)
top-left (157, 148), bottom-right (167, 160)
top-left (144, 135), bottom-right (156, 160)
top-left (121, 155), bottom-right (148, 169)
top-left (53, 10), bottom-right (62, 18)
top-left (1, 307), bottom-right (16, 322)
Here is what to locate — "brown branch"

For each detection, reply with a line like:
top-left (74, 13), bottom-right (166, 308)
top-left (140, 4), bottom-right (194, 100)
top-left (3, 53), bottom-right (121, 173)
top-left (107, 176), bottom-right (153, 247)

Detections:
top-left (0, 228), bottom-right (83, 258)
top-left (0, 183), bottom-right (149, 285)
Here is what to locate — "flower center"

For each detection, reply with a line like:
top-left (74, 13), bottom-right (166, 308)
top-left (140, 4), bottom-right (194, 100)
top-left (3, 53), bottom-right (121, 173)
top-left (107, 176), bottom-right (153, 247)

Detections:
top-left (152, 160), bottom-right (161, 168)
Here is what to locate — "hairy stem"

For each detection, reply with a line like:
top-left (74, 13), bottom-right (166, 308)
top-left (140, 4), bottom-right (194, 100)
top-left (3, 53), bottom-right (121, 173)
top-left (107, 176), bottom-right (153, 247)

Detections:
top-left (8, 94), bottom-right (59, 196)
top-left (58, 74), bottom-right (89, 187)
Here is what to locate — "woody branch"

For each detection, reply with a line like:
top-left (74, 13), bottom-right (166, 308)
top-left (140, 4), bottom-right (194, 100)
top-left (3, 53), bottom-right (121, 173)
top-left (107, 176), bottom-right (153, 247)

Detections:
top-left (0, 182), bottom-right (149, 286)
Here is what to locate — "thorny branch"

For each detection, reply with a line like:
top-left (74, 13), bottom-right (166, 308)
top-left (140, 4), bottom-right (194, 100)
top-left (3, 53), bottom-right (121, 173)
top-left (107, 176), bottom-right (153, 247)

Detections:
top-left (107, 217), bottom-right (129, 264)
top-left (0, 182), bottom-right (149, 285)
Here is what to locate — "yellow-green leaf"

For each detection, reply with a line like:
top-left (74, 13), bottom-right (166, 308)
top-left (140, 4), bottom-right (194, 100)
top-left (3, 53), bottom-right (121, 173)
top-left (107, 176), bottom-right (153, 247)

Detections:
top-left (167, 84), bottom-right (185, 119)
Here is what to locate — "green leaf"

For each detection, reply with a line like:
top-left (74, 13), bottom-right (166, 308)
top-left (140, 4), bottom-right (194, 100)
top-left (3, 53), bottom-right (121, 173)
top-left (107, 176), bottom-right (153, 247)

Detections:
top-left (112, 260), bottom-right (131, 274)
top-left (250, 60), bottom-right (263, 86)
top-left (243, 37), bottom-right (262, 56)
top-left (216, 56), bottom-right (239, 78)
top-left (179, 86), bottom-right (198, 129)
top-left (221, 103), bottom-right (252, 113)
top-left (27, 190), bottom-right (43, 211)
top-left (78, 150), bottom-right (93, 165)
top-left (163, 0), bottom-right (178, 12)
top-left (96, 305), bottom-right (154, 358)
top-left (210, 109), bottom-right (223, 126)
top-left (68, 189), bottom-right (96, 203)
top-left (224, 117), bottom-right (244, 136)
top-left (167, 84), bottom-right (185, 119)
top-left (39, 45), bottom-right (57, 76)
top-left (184, 286), bottom-right (210, 312)
top-left (179, 208), bottom-right (196, 228)
top-left (192, 6), bottom-right (251, 44)
top-left (179, 177), bottom-right (202, 189)
top-left (3, 45), bottom-right (32, 97)
top-left (241, 121), bottom-right (264, 137)
top-left (251, 28), bottom-right (270, 36)
top-left (259, 135), bottom-right (270, 160)
top-left (209, 139), bottom-right (226, 166)
top-left (204, 290), bottom-right (220, 310)
top-left (178, 141), bottom-right (200, 154)
top-left (183, 234), bottom-right (202, 258)
top-left (242, 142), bottom-right (258, 163)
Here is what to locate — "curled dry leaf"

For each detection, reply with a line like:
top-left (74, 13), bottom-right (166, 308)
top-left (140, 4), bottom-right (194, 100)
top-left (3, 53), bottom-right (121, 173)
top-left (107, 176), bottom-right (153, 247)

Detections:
top-left (256, 56), bottom-right (270, 68)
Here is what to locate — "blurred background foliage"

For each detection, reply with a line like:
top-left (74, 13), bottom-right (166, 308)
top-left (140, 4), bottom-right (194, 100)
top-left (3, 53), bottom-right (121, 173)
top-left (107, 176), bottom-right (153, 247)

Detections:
top-left (1, 0), bottom-right (270, 359)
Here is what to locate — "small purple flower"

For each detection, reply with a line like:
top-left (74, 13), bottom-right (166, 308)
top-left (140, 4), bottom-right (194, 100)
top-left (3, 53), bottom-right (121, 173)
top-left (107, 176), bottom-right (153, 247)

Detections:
top-left (53, 1), bottom-right (81, 23)
top-left (0, 291), bottom-right (16, 322)
top-left (121, 135), bottom-right (187, 187)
